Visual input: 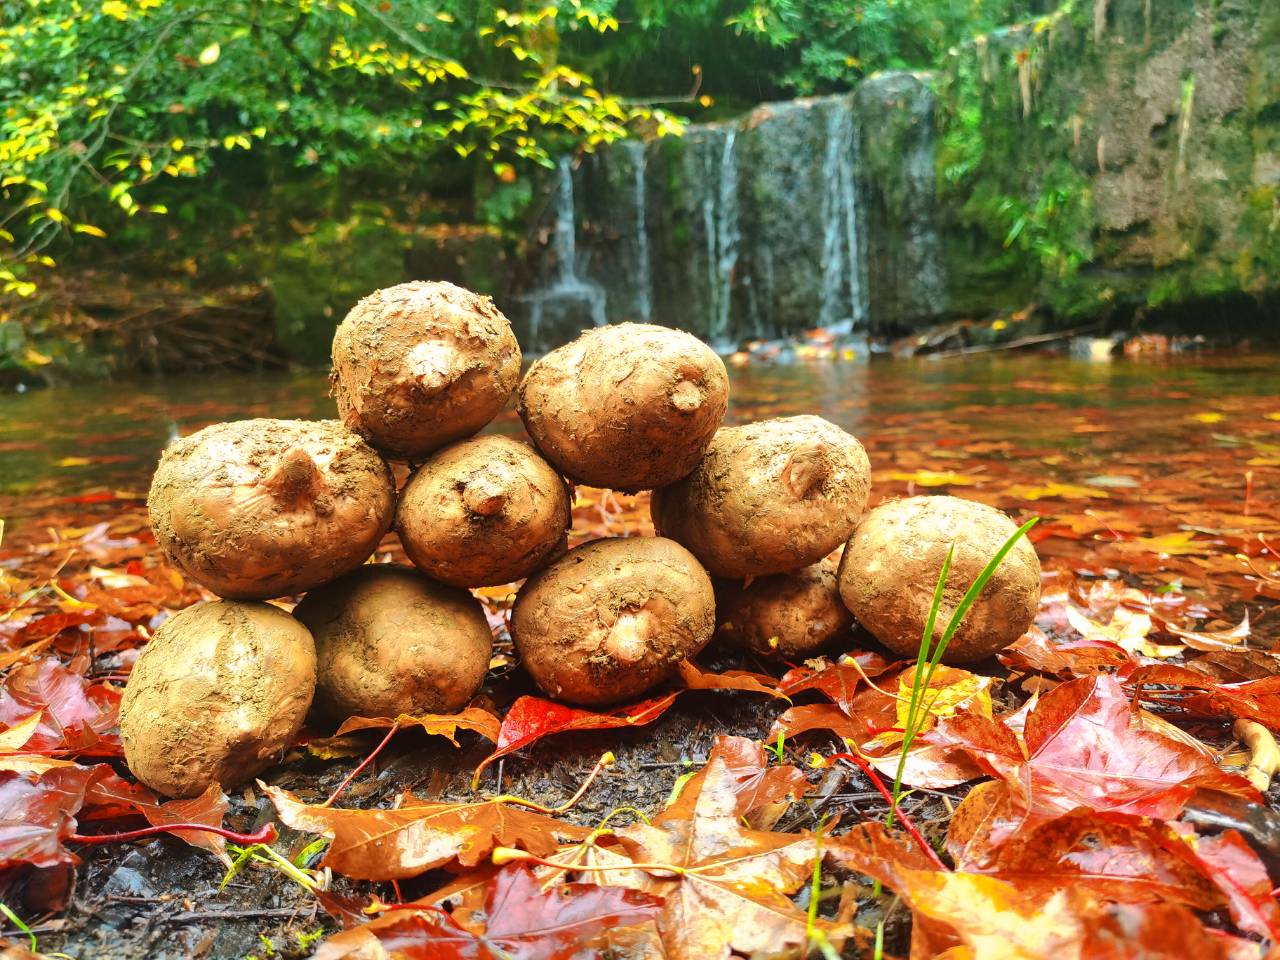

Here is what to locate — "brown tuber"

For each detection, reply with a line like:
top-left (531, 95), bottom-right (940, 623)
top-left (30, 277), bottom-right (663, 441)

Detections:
top-left (512, 537), bottom-right (716, 707)
top-left (396, 435), bottom-right (571, 587)
top-left (651, 415), bottom-right (871, 577)
top-left (293, 565), bottom-right (492, 721)
top-left (330, 281), bottom-right (522, 460)
top-left (119, 601), bottom-right (317, 798)
top-left (147, 419), bottom-right (395, 600)
top-left (517, 322), bottom-right (729, 492)
top-left (837, 495), bottom-right (1041, 664)
top-left (716, 556), bottom-right (853, 659)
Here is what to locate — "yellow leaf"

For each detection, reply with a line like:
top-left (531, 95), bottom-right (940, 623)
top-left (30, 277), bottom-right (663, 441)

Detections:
top-left (888, 469), bottom-right (981, 487)
top-left (73, 223), bottom-right (108, 238)
top-left (1000, 482), bottom-right (1110, 501)
top-left (337, 0), bottom-right (357, 16)
top-left (23, 347), bottom-right (53, 366)
top-left (45, 207), bottom-right (67, 224)
top-left (866, 666), bottom-right (993, 753)
top-left (170, 137), bottom-right (185, 150)
top-left (1114, 531), bottom-right (1210, 556)
top-left (102, 0), bottom-right (129, 20)
top-left (1066, 604), bottom-right (1153, 653)
top-left (1190, 412), bottom-right (1225, 423)
top-left (56, 457), bottom-right (92, 467)
top-left (0, 711), bottom-right (43, 751)
top-left (198, 42), bottom-right (220, 65)
top-left (1265, 412), bottom-right (1280, 422)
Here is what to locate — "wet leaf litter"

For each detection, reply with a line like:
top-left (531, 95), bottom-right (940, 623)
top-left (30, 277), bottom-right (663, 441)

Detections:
top-left (0, 312), bottom-right (1278, 957)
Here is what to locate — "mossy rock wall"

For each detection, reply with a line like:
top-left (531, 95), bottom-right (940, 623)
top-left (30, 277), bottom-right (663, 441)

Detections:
top-left (935, 0), bottom-right (1279, 329)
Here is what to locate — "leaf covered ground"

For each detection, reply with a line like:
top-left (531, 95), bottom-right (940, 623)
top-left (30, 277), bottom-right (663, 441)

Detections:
top-left (1, 354), bottom-right (1279, 959)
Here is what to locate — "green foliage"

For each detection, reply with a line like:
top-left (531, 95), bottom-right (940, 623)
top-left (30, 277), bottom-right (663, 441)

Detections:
top-left (0, 0), bottom-right (685, 298)
top-left (725, 0), bottom-right (1041, 94)
top-left (935, 3), bottom-right (1093, 284)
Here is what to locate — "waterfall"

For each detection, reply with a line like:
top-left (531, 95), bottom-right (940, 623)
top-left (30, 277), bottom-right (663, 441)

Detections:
top-left (551, 155), bottom-right (578, 287)
top-left (817, 99), bottom-right (867, 330)
top-left (699, 128), bottom-right (739, 347)
top-left (520, 155), bottom-right (606, 351)
top-left (512, 86), bottom-right (946, 350)
top-left (624, 141), bottom-right (653, 323)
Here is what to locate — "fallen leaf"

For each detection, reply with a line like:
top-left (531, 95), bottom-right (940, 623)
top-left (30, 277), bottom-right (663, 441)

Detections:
top-left (334, 706), bottom-right (502, 744)
top-left (474, 693), bottom-right (680, 781)
top-left (264, 783), bottom-right (590, 881)
top-left (660, 735), bottom-right (809, 830)
top-left (0, 658), bottom-right (121, 756)
top-left (0, 764), bottom-right (108, 869)
top-left (933, 675), bottom-right (1257, 836)
top-left (615, 754), bottom-right (839, 959)
top-left (675, 660), bottom-right (784, 699)
top-left (81, 773), bottom-right (230, 861)
top-left (1000, 482), bottom-right (1111, 501)
top-left (1158, 611), bottom-right (1251, 651)
top-left (830, 821), bottom-right (1257, 959)
top-left (888, 469), bottom-right (982, 486)
top-left (1114, 531), bottom-right (1213, 556)
top-left (317, 865), bottom-right (663, 960)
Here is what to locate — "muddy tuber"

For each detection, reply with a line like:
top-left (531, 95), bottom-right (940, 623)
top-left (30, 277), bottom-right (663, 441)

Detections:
top-left (715, 556), bottom-right (853, 659)
top-left (119, 601), bottom-right (317, 798)
top-left (516, 322), bottom-right (729, 492)
top-left (837, 495), bottom-right (1041, 663)
top-left (147, 419), bottom-right (395, 600)
top-left (511, 537), bottom-right (716, 706)
top-left (396, 435), bottom-right (571, 587)
top-left (330, 281), bottom-right (521, 460)
top-left (650, 415), bottom-right (871, 577)
top-left (293, 564), bottom-right (493, 721)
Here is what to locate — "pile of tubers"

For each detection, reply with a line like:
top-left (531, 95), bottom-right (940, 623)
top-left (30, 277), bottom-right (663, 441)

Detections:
top-left (123, 281), bottom-right (1042, 798)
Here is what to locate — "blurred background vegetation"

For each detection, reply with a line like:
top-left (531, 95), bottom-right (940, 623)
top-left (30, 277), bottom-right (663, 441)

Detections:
top-left (2, 0), bottom-right (1274, 382)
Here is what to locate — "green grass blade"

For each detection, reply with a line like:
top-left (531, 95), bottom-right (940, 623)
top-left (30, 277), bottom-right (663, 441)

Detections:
top-left (888, 516), bottom-right (1038, 826)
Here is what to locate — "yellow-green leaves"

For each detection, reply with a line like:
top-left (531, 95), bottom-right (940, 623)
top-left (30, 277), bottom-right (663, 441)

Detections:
top-left (198, 42), bottom-right (220, 65)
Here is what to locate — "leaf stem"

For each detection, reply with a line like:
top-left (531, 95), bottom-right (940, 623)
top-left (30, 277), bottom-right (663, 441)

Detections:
top-left (829, 753), bottom-right (947, 870)
top-left (323, 720), bottom-right (401, 807)
top-left (71, 822), bottom-right (277, 845)
top-left (492, 751), bottom-right (615, 815)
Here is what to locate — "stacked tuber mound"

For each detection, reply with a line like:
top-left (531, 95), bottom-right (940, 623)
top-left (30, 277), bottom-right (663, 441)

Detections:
top-left (122, 279), bottom-right (1041, 797)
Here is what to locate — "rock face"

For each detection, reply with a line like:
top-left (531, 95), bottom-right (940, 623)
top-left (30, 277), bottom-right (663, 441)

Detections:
top-left (510, 94), bottom-right (873, 349)
top-left (935, 0), bottom-right (1278, 329)
top-left (508, 0), bottom-right (1276, 349)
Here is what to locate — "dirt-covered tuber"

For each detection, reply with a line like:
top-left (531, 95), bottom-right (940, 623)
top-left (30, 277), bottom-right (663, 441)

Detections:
top-left (119, 601), bottom-right (316, 798)
top-left (511, 537), bottom-right (715, 706)
top-left (715, 556), bottom-right (853, 658)
top-left (517, 322), bottom-right (729, 491)
top-left (396, 435), bottom-right (570, 587)
top-left (147, 419), bottom-right (395, 600)
top-left (293, 565), bottom-right (492, 721)
top-left (837, 495), bottom-right (1041, 663)
top-left (650, 415), bottom-right (871, 577)
top-left (330, 281), bottom-right (521, 460)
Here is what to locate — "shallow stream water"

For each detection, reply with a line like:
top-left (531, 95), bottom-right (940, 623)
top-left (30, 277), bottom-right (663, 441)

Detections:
top-left (2, 352), bottom-right (1277, 509)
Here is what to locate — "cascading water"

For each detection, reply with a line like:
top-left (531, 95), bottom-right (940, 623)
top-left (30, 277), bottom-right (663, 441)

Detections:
top-left (817, 100), bottom-right (867, 330)
top-left (522, 156), bottom-right (607, 350)
top-left (696, 128), bottom-right (740, 348)
top-left (514, 86), bottom-right (944, 350)
top-left (624, 141), bottom-right (653, 324)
